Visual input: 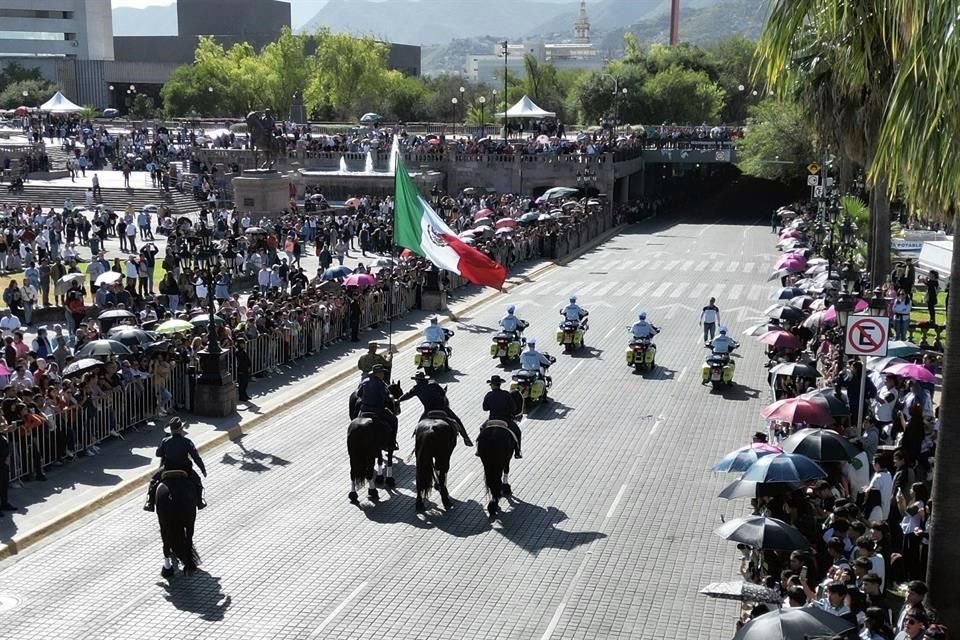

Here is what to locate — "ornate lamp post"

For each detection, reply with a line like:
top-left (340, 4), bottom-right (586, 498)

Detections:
top-left (478, 95), bottom-right (486, 137)
top-left (841, 261), bottom-right (860, 294)
top-left (451, 97), bottom-right (458, 137)
top-left (869, 287), bottom-right (888, 317)
top-left (193, 230), bottom-right (236, 416)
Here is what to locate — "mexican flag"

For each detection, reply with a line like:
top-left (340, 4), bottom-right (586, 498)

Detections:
top-left (393, 157), bottom-right (507, 290)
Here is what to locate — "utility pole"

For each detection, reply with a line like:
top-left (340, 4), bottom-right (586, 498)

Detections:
top-left (501, 40), bottom-right (509, 142)
top-left (669, 0), bottom-right (680, 46)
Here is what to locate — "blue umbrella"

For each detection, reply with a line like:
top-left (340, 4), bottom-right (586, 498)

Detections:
top-left (741, 452), bottom-right (827, 484)
top-left (712, 444), bottom-right (783, 473)
top-left (519, 212), bottom-right (540, 224)
top-left (770, 286), bottom-right (805, 301)
top-left (322, 266), bottom-right (353, 281)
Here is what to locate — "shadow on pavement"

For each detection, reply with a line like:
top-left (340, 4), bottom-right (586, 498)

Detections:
top-left (496, 498), bottom-right (606, 554)
top-left (219, 439), bottom-right (291, 473)
top-left (648, 365), bottom-right (677, 381)
top-left (454, 321), bottom-right (495, 335)
top-left (157, 568), bottom-right (232, 621)
top-left (720, 384), bottom-right (762, 401)
top-left (569, 346), bottom-right (603, 359)
top-left (530, 399), bottom-right (574, 421)
top-left (419, 498), bottom-right (492, 538)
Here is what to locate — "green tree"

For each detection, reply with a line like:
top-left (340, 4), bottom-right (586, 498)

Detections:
top-left (641, 66), bottom-right (724, 124)
top-left (258, 26), bottom-right (310, 116)
top-left (129, 94), bottom-right (156, 120)
top-left (0, 78), bottom-right (56, 109)
top-left (704, 36), bottom-right (759, 123)
top-left (305, 28), bottom-right (392, 120)
top-left (0, 62), bottom-right (45, 92)
top-left (736, 97), bottom-right (814, 184)
top-left (380, 71), bottom-right (429, 122)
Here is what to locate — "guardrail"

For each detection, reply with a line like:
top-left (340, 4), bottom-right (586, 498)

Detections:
top-left (5, 208), bottom-right (616, 482)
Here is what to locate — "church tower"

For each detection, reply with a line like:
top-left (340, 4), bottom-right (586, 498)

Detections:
top-left (574, 0), bottom-right (591, 44)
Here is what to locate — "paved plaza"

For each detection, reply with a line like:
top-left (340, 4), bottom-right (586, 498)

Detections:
top-left (0, 212), bottom-right (779, 639)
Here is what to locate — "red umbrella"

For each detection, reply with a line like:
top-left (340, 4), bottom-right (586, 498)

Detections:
top-left (883, 362), bottom-right (937, 384)
top-left (14, 106), bottom-right (29, 116)
top-left (761, 398), bottom-right (834, 426)
top-left (474, 208), bottom-right (494, 220)
top-left (343, 273), bottom-right (377, 288)
top-left (756, 329), bottom-right (802, 350)
top-left (495, 218), bottom-right (518, 229)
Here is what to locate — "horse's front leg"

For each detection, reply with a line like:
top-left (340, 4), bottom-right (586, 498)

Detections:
top-left (438, 469), bottom-right (451, 509)
top-left (374, 450), bottom-right (384, 486)
top-left (384, 450), bottom-right (395, 488)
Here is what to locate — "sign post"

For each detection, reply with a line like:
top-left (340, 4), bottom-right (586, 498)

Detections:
top-left (844, 314), bottom-right (889, 429)
top-left (807, 163), bottom-right (820, 202)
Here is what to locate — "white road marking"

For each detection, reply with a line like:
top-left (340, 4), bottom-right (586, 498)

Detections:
top-left (676, 366), bottom-right (687, 383)
top-left (695, 261), bottom-right (709, 272)
top-left (743, 262), bottom-right (755, 273)
top-left (613, 282), bottom-right (635, 297)
top-left (688, 283), bottom-right (708, 300)
top-left (602, 324), bottom-right (620, 341)
top-left (630, 282), bottom-right (654, 298)
top-left (726, 261), bottom-right (740, 272)
top-left (593, 281), bottom-right (617, 296)
top-left (681, 260), bottom-right (694, 271)
top-left (669, 283), bottom-right (689, 298)
top-left (566, 362), bottom-right (584, 377)
top-left (747, 284), bottom-right (766, 301)
top-left (309, 582), bottom-right (369, 637)
top-left (451, 471), bottom-right (475, 495)
top-left (631, 260), bottom-right (650, 270)
top-left (648, 260), bottom-right (664, 271)
top-left (605, 484), bottom-right (628, 519)
top-left (728, 284), bottom-right (743, 301)
top-left (711, 261), bottom-right (725, 272)
top-left (650, 415), bottom-right (664, 435)
top-left (650, 282), bottom-right (672, 297)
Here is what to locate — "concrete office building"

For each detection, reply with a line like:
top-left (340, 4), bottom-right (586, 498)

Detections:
top-left (0, 0), bottom-right (420, 112)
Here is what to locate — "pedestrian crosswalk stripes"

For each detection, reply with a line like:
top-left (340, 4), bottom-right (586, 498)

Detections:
top-left (593, 281), bottom-right (618, 297)
top-left (669, 282), bottom-right (689, 298)
top-left (618, 260), bottom-right (633, 270)
top-left (665, 260), bottom-right (681, 271)
top-left (712, 261), bottom-right (725, 272)
top-left (651, 282), bottom-right (672, 298)
top-left (688, 282), bottom-right (708, 301)
top-left (747, 285), bottom-right (766, 301)
top-left (695, 261), bottom-right (709, 272)
top-left (613, 282), bottom-right (635, 297)
top-left (728, 284), bottom-right (744, 300)
top-left (681, 260), bottom-right (694, 271)
top-left (631, 282), bottom-right (654, 297)
top-left (575, 260), bottom-right (777, 276)
top-left (743, 262), bottom-right (755, 273)
top-left (726, 261), bottom-right (740, 272)
top-left (577, 281), bottom-right (601, 296)
top-left (520, 276), bottom-right (774, 303)
top-left (631, 260), bottom-right (650, 270)
top-left (712, 284), bottom-right (727, 301)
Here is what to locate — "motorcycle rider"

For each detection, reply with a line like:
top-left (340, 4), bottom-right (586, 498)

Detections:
top-left (357, 364), bottom-right (398, 451)
top-left (482, 374), bottom-right (523, 458)
top-left (143, 417), bottom-right (207, 512)
top-left (560, 295), bottom-right (589, 346)
top-left (629, 311), bottom-right (659, 342)
top-left (710, 326), bottom-right (739, 362)
top-left (424, 315), bottom-right (447, 345)
top-left (400, 371), bottom-right (473, 446)
top-left (520, 338), bottom-right (553, 385)
top-left (499, 305), bottom-right (528, 338)
top-left (357, 341), bottom-right (391, 378)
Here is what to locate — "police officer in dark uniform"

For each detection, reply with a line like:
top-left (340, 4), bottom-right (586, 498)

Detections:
top-left (143, 417), bottom-right (208, 511)
top-left (400, 371), bottom-right (472, 446)
top-left (482, 374), bottom-right (522, 458)
top-left (235, 339), bottom-right (252, 401)
top-left (357, 364), bottom-right (398, 451)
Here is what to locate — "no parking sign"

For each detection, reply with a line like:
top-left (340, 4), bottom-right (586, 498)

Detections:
top-left (844, 314), bottom-right (889, 357)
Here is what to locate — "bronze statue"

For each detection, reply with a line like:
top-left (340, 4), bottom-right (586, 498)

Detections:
top-left (245, 109), bottom-right (282, 169)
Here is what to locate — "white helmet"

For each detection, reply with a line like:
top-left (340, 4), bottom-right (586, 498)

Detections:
top-left (719, 326), bottom-right (728, 335)
top-left (430, 316), bottom-right (439, 324)
top-left (569, 295), bottom-right (577, 303)
top-left (506, 305), bottom-right (515, 314)
top-left (638, 312), bottom-right (647, 320)
top-left (527, 338), bottom-right (537, 346)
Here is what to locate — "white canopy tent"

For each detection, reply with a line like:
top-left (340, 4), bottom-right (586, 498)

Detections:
top-left (38, 91), bottom-right (83, 113)
top-left (495, 95), bottom-right (556, 119)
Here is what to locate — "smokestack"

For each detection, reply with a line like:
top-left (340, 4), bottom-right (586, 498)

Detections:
top-left (669, 0), bottom-right (680, 45)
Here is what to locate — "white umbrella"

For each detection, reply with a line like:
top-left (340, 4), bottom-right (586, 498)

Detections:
top-left (94, 271), bottom-right (123, 286)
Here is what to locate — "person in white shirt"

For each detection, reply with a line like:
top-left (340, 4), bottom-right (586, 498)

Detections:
top-left (21, 281), bottom-right (38, 325)
top-left (863, 455), bottom-right (893, 521)
top-left (258, 267), bottom-right (272, 293)
top-left (700, 297), bottom-right (720, 345)
top-left (0, 309), bottom-right (21, 335)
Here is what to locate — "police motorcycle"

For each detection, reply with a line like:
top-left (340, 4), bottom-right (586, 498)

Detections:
top-left (625, 312), bottom-right (659, 372)
top-left (556, 296), bottom-right (589, 353)
top-left (702, 327), bottom-right (738, 389)
top-left (415, 317), bottom-right (455, 376)
top-left (491, 305), bottom-right (529, 366)
top-left (510, 339), bottom-right (556, 413)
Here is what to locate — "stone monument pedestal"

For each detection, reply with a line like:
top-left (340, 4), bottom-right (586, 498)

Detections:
top-left (193, 350), bottom-right (237, 417)
top-left (232, 169), bottom-right (289, 219)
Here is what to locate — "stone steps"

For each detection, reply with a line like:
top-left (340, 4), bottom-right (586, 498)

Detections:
top-left (0, 183), bottom-right (200, 215)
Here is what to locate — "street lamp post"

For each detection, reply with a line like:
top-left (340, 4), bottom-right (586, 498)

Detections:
top-left (478, 96), bottom-right (486, 138)
top-left (451, 97), bottom-right (458, 137)
top-left (500, 40), bottom-right (509, 142)
top-left (193, 235), bottom-right (236, 417)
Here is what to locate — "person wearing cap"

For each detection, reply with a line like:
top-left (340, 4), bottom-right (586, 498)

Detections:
top-left (357, 341), bottom-right (391, 378)
top-left (143, 417), bottom-right (208, 512)
top-left (482, 374), bottom-right (522, 458)
top-left (400, 371), bottom-right (472, 446)
top-left (357, 364), bottom-right (398, 451)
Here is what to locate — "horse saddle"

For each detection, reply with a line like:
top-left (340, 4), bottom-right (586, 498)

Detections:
top-left (161, 469), bottom-right (189, 480)
top-left (481, 420), bottom-right (520, 448)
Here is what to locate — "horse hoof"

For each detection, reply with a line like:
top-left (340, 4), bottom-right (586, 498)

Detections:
top-left (367, 488), bottom-right (379, 501)
top-left (161, 566), bottom-right (174, 579)
top-left (375, 475), bottom-right (385, 486)
top-left (502, 484), bottom-right (512, 496)
top-left (487, 501), bottom-right (498, 518)
top-left (348, 491), bottom-right (359, 503)
top-left (385, 477), bottom-right (396, 488)
top-left (416, 500), bottom-right (425, 513)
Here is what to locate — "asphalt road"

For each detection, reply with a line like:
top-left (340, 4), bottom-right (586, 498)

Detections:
top-left (0, 213), bottom-right (781, 640)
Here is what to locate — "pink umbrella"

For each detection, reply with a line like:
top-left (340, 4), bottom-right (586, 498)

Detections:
top-left (344, 197), bottom-right (361, 208)
top-left (883, 362), bottom-right (937, 384)
top-left (775, 255), bottom-right (807, 270)
top-left (343, 273), bottom-right (377, 288)
top-left (822, 298), bottom-right (868, 323)
top-left (495, 218), bottom-right (518, 229)
top-left (779, 229), bottom-right (804, 240)
top-left (474, 208), bottom-right (494, 220)
top-left (400, 248), bottom-right (414, 258)
top-left (757, 329), bottom-right (802, 350)
top-left (761, 398), bottom-right (834, 426)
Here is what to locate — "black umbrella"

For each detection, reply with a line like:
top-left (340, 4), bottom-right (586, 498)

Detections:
top-left (715, 515), bottom-right (810, 551)
top-left (699, 580), bottom-right (782, 605)
top-left (98, 309), bottom-right (137, 321)
top-left (766, 305), bottom-right (805, 322)
top-left (800, 389), bottom-right (850, 417)
top-left (718, 478), bottom-right (802, 500)
top-left (732, 607), bottom-right (855, 640)
top-left (107, 327), bottom-right (156, 348)
top-left (769, 362), bottom-right (820, 378)
top-left (781, 428), bottom-right (861, 463)
top-left (63, 358), bottom-right (105, 377)
top-left (75, 339), bottom-right (132, 358)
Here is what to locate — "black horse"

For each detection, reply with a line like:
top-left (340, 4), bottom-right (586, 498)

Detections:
top-left (414, 412), bottom-right (458, 512)
top-left (477, 420), bottom-right (517, 518)
top-left (347, 382), bottom-right (403, 503)
top-left (155, 472), bottom-right (200, 578)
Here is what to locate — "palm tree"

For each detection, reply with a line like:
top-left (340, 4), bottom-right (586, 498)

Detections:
top-left (756, 1), bottom-right (898, 285)
top-left (870, 3), bottom-right (960, 624)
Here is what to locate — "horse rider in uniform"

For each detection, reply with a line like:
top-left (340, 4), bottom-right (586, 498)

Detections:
top-left (357, 364), bottom-right (399, 451)
top-left (144, 417), bottom-right (207, 512)
top-left (400, 371), bottom-right (472, 446)
top-left (481, 374), bottom-right (523, 458)
top-left (357, 341), bottom-right (391, 378)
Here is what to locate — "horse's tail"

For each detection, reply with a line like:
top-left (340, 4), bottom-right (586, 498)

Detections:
top-left (477, 432), bottom-right (505, 502)
top-left (347, 420), bottom-right (373, 489)
top-left (157, 485), bottom-right (201, 569)
top-left (415, 424), bottom-right (434, 501)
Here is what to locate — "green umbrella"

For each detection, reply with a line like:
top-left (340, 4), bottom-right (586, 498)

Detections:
top-left (155, 319), bottom-right (193, 335)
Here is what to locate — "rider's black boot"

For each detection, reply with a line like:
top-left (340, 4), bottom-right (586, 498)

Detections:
top-left (197, 488), bottom-right (207, 510)
top-left (143, 479), bottom-right (158, 511)
top-left (143, 497), bottom-right (155, 512)
top-left (514, 449), bottom-right (523, 459)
